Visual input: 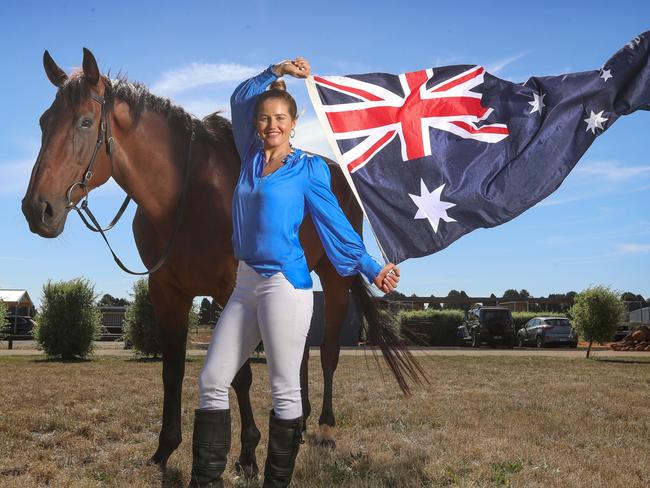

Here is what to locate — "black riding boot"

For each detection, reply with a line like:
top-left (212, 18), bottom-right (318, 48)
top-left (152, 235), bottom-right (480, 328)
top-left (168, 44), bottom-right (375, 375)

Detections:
top-left (188, 409), bottom-right (231, 488)
top-left (262, 411), bottom-right (303, 488)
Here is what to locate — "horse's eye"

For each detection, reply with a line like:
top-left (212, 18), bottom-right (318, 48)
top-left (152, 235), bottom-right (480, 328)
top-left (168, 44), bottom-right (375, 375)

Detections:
top-left (80, 118), bottom-right (93, 128)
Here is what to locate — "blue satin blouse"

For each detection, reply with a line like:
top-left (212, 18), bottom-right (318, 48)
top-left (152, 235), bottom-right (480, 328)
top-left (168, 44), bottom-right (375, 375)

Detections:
top-left (230, 67), bottom-right (383, 289)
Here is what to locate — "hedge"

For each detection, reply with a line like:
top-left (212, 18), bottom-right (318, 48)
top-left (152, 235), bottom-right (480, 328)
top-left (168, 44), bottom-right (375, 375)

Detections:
top-left (398, 309), bottom-right (570, 346)
top-left (399, 308), bottom-right (465, 346)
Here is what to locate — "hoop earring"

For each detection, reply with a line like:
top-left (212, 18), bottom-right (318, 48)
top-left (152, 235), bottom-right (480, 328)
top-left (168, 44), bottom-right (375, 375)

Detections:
top-left (290, 129), bottom-right (296, 139)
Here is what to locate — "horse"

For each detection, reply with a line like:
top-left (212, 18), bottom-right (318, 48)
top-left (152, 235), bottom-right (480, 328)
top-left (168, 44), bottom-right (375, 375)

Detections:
top-left (21, 48), bottom-right (424, 476)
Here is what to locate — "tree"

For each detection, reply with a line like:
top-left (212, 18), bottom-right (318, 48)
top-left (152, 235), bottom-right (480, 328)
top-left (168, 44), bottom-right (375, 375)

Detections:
top-left (502, 289), bottom-right (520, 300)
top-left (199, 298), bottom-right (211, 324)
top-left (570, 286), bottom-right (625, 358)
top-left (209, 300), bottom-right (224, 327)
top-left (383, 290), bottom-right (407, 300)
top-left (98, 293), bottom-right (129, 307)
top-left (122, 279), bottom-right (161, 357)
top-left (446, 290), bottom-right (470, 311)
top-left (34, 278), bottom-right (103, 359)
top-left (427, 294), bottom-right (441, 310)
top-left (620, 292), bottom-right (647, 311)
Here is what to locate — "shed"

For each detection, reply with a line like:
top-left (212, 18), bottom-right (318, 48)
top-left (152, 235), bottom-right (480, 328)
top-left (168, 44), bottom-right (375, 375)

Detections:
top-left (0, 289), bottom-right (35, 317)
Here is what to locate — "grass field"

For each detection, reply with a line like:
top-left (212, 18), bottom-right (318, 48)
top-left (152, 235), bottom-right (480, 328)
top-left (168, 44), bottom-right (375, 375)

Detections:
top-left (1, 353), bottom-right (649, 487)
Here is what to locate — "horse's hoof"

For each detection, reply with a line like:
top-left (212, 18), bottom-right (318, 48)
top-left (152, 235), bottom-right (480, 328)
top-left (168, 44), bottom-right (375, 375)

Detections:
top-left (315, 424), bottom-right (336, 449)
top-left (150, 444), bottom-right (175, 467)
top-left (234, 458), bottom-right (259, 479)
top-left (316, 437), bottom-right (336, 449)
top-left (149, 453), bottom-right (167, 467)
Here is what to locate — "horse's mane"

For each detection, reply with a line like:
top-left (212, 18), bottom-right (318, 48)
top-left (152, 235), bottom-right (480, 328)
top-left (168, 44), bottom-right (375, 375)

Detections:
top-left (57, 72), bottom-right (234, 146)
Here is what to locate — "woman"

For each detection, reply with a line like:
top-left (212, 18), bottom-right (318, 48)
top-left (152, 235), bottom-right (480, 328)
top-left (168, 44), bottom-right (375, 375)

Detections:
top-left (189, 58), bottom-right (400, 488)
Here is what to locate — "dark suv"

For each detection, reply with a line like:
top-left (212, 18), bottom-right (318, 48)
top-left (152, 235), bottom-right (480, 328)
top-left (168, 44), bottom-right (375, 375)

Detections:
top-left (458, 306), bottom-right (515, 348)
top-left (3, 316), bottom-right (36, 337)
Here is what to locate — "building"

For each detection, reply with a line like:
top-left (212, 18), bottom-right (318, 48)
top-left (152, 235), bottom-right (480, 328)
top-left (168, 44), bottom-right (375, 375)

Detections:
top-left (99, 306), bottom-right (127, 340)
top-left (0, 289), bottom-right (35, 317)
top-left (629, 307), bottom-right (650, 325)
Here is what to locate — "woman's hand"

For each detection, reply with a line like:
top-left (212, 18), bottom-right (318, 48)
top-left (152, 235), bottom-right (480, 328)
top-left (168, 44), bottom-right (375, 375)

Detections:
top-left (374, 264), bottom-right (400, 293)
top-left (273, 57), bottom-right (311, 78)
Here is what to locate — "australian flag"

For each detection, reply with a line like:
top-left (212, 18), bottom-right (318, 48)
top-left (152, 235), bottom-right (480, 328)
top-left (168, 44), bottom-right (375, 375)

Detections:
top-left (306, 32), bottom-right (650, 264)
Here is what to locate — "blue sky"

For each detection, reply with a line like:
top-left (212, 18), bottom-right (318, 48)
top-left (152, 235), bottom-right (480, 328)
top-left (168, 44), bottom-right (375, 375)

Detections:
top-left (1, 1), bottom-right (649, 306)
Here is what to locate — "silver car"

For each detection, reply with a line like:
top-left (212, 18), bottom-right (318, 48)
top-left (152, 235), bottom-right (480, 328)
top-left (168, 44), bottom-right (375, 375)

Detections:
top-left (517, 317), bottom-right (578, 348)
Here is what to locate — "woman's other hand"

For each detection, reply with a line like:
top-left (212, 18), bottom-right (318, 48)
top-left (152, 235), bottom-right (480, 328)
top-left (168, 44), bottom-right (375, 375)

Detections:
top-left (374, 264), bottom-right (400, 293)
top-left (273, 57), bottom-right (311, 78)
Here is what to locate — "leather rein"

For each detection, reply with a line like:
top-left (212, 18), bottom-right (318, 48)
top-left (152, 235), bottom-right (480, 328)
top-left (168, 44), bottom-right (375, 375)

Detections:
top-left (65, 92), bottom-right (194, 275)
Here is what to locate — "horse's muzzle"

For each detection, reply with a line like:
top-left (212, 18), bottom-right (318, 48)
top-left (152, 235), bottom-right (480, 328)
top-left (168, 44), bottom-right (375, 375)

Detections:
top-left (21, 194), bottom-right (66, 238)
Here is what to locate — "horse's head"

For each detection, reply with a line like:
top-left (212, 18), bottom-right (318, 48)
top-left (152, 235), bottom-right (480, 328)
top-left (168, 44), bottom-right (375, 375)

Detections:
top-left (22, 48), bottom-right (114, 238)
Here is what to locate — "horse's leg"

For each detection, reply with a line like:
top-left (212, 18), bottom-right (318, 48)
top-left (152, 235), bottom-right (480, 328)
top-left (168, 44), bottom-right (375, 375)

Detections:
top-left (232, 359), bottom-right (261, 479)
top-left (300, 341), bottom-right (312, 434)
top-left (149, 280), bottom-right (192, 466)
top-left (316, 264), bottom-right (353, 448)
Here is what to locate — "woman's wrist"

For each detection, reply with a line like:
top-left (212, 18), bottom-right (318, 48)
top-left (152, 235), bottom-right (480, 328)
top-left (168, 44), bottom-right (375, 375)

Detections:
top-left (271, 61), bottom-right (289, 77)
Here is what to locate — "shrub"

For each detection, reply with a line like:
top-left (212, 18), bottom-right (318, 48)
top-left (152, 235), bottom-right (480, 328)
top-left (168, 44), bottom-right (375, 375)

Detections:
top-left (34, 279), bottom-right (103, 359)
top-left (122, 279), bottom-right (160, 357)
top-left (399, 308), bottom-right (465, 346)
top-left (122, 279), bottom-right (199, 357)
top-left (570, 285), bottom-right (625, 358)
top-left (0, 300), bottom-right (7, 339)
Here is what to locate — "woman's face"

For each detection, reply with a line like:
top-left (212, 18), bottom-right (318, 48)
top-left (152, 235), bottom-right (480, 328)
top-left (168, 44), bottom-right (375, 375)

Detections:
top-left (256, 98), bottom-right (296, 150)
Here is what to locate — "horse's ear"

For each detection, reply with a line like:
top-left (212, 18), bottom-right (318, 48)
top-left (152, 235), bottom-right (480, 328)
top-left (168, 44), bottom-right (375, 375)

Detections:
top-left (82, 47), bottom-right (100, 86)
top-left (43, 50), bottom-right (68, 87)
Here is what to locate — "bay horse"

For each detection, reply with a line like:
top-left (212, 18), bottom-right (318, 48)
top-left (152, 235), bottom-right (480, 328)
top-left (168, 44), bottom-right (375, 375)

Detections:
top-left (21, 48), bottom-right (424, 475)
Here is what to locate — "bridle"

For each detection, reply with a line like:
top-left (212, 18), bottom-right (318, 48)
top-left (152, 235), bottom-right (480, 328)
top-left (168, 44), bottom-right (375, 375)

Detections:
top-left (65, 91), bottom-right (195, 275)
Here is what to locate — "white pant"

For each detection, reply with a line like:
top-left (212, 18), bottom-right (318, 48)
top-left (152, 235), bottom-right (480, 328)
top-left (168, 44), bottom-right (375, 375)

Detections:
top-left (199, 262), bottom-right (313, 419)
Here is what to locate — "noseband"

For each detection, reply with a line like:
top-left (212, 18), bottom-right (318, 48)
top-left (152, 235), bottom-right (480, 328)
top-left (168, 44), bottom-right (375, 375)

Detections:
top-left (66, 91), bottom-right (195, 275)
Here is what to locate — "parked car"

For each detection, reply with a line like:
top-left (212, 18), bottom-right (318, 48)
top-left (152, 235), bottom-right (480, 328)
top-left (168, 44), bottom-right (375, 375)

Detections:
top-left (3, 315), bottom-right (36, 337)
top-left (458, 306), bottom-right (515, 348)
top-left (517, 317), bottom-right (578, 348)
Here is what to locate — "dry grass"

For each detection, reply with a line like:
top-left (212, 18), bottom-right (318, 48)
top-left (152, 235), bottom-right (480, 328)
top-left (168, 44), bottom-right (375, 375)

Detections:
top-left (0, 353), bottom-right (649, 487)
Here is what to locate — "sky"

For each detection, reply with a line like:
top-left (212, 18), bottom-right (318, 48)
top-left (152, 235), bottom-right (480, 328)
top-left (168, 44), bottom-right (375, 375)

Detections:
top-left (1, 1), bottom-right (649, 307)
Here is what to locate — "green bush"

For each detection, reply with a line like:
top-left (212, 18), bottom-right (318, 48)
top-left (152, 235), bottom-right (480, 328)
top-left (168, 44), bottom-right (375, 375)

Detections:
top-left (399, 308), bottom-right (465, 346)
top-left (0, 300), bottom-right (7, 339)
top-left (122, 279), bottom-right (160, 357)
top-left (34, 279), bottom-right (103, 359)
top-left (122, 279), bottom-right (199, 357)
top-left (570, 285), bottom-right (625, 358)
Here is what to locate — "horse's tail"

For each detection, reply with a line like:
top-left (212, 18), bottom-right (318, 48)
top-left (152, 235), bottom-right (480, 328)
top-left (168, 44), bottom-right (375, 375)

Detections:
top-left (350, 276), bottom-right (428, 395)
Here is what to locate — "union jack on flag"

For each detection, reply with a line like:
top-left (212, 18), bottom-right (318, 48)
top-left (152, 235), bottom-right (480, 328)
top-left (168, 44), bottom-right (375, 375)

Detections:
top-left (312, 66), bottom-right (509, 173)
top-left (306, 31), bottom-right (650, 264)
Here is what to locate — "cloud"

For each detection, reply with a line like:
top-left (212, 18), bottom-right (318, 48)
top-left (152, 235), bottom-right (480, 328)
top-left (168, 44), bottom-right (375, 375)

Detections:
top-left (293, 116), bottom-right (333, 158)
top-left (151, 62), bottom-right (261, 96)
top-left (487, 52), bottom-right (529, 74)
top-left (171, 97), bottom-right (231, 119)
top-left (573, 160), bottom-right (650, 181)
top-left (618, 244), bottom-right (650, 254)
top-left (539, 160), bottom-right (650, 207)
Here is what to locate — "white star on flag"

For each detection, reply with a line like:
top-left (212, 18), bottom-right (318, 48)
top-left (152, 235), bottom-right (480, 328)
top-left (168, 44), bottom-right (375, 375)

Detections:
top-left (584, 110), bottom-right (608, 134)
top-left (408, 180), bottom-right (457, 233)
top-left (600, 69), bottom-right (613, 82)
top-left (528, 92), bottom-right (546, 114)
